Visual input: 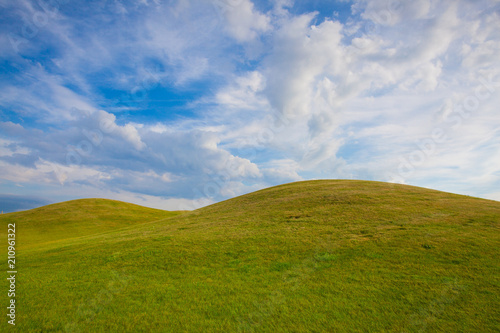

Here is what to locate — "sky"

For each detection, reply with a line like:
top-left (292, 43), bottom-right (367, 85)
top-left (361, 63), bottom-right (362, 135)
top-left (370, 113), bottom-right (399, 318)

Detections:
top-left (0, 0), bottom-right (499, 213)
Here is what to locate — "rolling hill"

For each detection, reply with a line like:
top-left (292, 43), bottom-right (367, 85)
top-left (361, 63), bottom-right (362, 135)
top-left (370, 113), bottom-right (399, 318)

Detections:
top-left (1, 180), bottom-right (499, 332)
top-left (0, 198), bottom-right (183, 250)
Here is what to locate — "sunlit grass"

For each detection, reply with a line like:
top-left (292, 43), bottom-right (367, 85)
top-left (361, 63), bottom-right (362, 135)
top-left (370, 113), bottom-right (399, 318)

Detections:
top-left (1, 180), bottom-right (499, 332)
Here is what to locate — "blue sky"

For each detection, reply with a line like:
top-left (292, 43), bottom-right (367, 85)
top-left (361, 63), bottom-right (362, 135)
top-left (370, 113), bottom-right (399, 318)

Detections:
top-left (1, 0), bottom-right (499, 212)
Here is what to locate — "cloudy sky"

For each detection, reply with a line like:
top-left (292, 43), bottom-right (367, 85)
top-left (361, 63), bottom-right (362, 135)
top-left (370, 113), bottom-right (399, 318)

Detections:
top-left (0, 0), bottom-right (499, 212)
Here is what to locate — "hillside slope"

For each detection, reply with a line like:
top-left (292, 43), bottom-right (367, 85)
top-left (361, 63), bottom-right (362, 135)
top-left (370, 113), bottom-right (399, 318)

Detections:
top-left (2, 180), bottom-right (499, 332)
top-left (0, 198), bottom-right (183, 248)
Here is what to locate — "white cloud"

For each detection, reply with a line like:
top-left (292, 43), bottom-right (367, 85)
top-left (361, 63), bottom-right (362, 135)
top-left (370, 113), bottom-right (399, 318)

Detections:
top-left (223, 0), bottom-right (271, 42)
top-left (261, 159), bottom-right (303, 183)
top-left (1, 0), bottom-right (499, 210)
top-left (0, 65), bottom-right (98, 122)
top-left (359, 0), bottom-right (432, 26)
top-left (264, 14), bottom-right (344, 119)
top-left (0, 139), bottom-right (31, 157)
top-left (94, 111), bottom-right (146, 151)
top-left (215, 71), bottom-right (268, 109)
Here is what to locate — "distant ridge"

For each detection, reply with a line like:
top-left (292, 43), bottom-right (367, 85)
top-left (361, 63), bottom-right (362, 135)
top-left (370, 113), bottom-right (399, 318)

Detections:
top-left (0, 198), bottom-right (183, 248)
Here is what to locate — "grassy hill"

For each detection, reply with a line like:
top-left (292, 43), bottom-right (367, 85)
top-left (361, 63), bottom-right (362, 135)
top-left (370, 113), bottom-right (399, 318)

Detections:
top-left (0, 198), bottom-right (183, 250)
top-left (1, 180), bottom-right (499, 332)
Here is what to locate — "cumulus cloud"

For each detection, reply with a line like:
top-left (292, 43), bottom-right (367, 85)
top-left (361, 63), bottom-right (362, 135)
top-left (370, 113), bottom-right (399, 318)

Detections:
top-left (0, 0), bottom-right (499, 211)
top-left (358, 0), bottom-right (432, 25)
top-left (223, 0), bottom-right (271, 42)
top-left (215, 71), bottom-right (268, 109)
top-left (0, 103), bottom-right (266, 207)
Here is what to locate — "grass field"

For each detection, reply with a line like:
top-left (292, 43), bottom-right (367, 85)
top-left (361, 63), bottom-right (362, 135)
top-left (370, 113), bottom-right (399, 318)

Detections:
top-left (1, 180), bottom-right (499, 332)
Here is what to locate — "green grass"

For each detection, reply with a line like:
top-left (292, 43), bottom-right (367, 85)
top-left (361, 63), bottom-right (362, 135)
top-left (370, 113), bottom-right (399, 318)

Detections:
top-left (0, 198), bottom-right (183, 250)
top-left (1, 180), bottom-right (499, 332)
